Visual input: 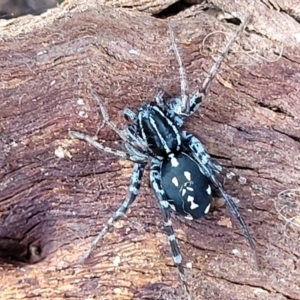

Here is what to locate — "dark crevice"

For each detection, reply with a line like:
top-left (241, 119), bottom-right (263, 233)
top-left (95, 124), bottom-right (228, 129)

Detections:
top-left (153, 1), bottom-right (193, 18)
top-left (226, 165), bottom-right (256, 172)
top-left (278, 6), bottom-right (300, 23)
top-left (256, 101), bottom-right (292, 116)
top-left (210, 154), bottom-right (257, 172)
top-left (210, 153), bottom-right (230, 161)
top-left (272, 126), bottom-right (300, 144)
top-left (221, 16), bottom-right (241, 25)
top-left (219, 255), bottom-right (296, 299)
top-left (153, 0), bottom-right (244, 28)
top-left (205, 272), bottom-right (296, 299)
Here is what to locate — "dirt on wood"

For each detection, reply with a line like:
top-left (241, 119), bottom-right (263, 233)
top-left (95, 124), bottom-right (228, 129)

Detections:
top-left (0, 0), bottom-right (300, 299)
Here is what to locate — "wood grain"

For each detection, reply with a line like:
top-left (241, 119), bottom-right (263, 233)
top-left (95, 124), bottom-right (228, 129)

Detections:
top-left (0, 1), bottom-right (300, 299)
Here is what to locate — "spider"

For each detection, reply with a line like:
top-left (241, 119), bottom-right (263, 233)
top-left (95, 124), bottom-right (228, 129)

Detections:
top-left (69, 15), bottom-right (257, 300)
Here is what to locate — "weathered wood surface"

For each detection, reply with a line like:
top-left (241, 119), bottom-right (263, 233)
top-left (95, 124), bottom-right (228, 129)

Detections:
top-left (1, 1), bottom-right (300, 299)
top-left (0, 0), bottom-right (63, 19)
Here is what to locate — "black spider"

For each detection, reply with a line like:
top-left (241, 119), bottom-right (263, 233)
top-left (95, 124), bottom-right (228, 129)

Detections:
top-left (69, 15), bottom-right (257, 300)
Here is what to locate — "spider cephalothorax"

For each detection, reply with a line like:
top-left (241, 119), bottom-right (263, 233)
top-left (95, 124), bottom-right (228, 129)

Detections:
top-left (69, 15), bottom-right (257, 300)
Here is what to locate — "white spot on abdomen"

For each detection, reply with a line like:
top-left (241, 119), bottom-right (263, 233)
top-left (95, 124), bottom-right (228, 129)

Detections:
top-left (206, 185), bottom-right (211, 195)
top-left (187, 195), bottom-right (199, 209)
top-left (172, 176), bottom-right (179, 187)
top-left (171, 156), bottom-right (179, 167)
top-left (204, 203), bottom-right (211, 214)
top-left (181, 188), bottom-right (186, 196)
top-left (184, 171), bottom-right (191, 181)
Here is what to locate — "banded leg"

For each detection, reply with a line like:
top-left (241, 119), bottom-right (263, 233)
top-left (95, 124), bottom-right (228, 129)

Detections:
top-left (69, 130), bottom-right (129, 159)
top-left (150, 159), bottom-right (191, 300)
top-left (187, 15), bottom-right (251, 116)
top-left (69, 129), bottom-right (148, 162)
top-left (123, 108), bottom-right (137, 122)
top-left (206, 172), bottom-right (259, 271)
top-left (93, 90), bottom-right (150, 159)
top-left (125, 125), bottom-right (149, 155)
top-left (80, 162), bottom-right (146, 263)
top-left (183, 132), bottom-right (259, 270)
top-left (182, 131), bottom-right (222, 174)
top-left (91, 90), bottom-right (129, 141)
top-left (168, 23), bottom-right (189, 114)
top-left (154, 88), bottom-right (173, 108)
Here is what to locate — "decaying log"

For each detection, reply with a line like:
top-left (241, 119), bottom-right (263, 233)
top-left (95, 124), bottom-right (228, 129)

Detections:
top-left (0, 0), bottom-right (63, 19)
top-left (1, 1), bottom-right (300, 299)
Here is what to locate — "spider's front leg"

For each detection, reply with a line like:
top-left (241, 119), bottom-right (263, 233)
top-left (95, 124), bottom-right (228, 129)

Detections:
top-left (189, 16), bottom-right (251, 115)
top-left (182, 131), bottom-right (259, 270)
top-left (169, 15), bottom-right (251, 116)
top-left (69, 130), bottom-right (129, 159)
top-left (150, 159), bottom-right (191, 300)
top-left (80, 162), bottom-right (146, 263)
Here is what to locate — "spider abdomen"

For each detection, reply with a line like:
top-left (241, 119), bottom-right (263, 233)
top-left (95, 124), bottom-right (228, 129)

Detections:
top-left (161, 152), bottom-right (212, 219)
top-left (138, 103), bottom-right (181, 156)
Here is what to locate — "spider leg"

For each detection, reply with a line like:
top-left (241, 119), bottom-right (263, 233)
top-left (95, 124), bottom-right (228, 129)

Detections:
top-left (69, 130), bottom-right (128, 159)
top-left (69, 130), bottom-right (148, 162)
top-left (125, 125), bottom-right (150, 155)
top-left (153, 88), bottom-right (169, 108)
top-left (123, 108), bottom-right (137, 122)
top-left (221, 167), bottom-right (272, 196)
top-left (168, 23), bottom-right (189, 114)
top-left (186, 15), bottom-right (251, 116)
top-left (91, 90), bottom-right (129, 142)
top-left (182, 131), bottom-right (222, 174)
top-left (92, 91), bottom-right (150, 156)
top-left (80, 162), bottom-right (146, 263)
top-left (150, 159), bottom-right (191, 300)
top-left (183, 132), bottom-right (259, 270)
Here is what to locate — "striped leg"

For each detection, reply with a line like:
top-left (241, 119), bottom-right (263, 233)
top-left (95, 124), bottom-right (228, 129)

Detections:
top-left (182, 131), bottom-right (222, 174)
top-left (91, 90), bottom-right (129, 141)
top-left (183, 132), bottom-right (259, 270)
top-left (69, 130), bottom-right (129, 159)
top-left (168, 23), bottom-right (189, 114)
top-left (92, 90), bottom-right (150, 159)
top-left (188, 15), bottom-right (251, 115)
top-left (154, 89), bottom-right (169, 108)
top-left (150, 159), bottom-right (191, 300)
top-left (69, 130), bottom-right (148, 162)
top-left (123, 108), bottom-right (137, 122)
top-left (80, 162), bottom-right (146, 263)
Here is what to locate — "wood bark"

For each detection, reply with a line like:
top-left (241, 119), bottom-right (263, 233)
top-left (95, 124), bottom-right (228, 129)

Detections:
top-left (1, 1), bottom-right (300, 299)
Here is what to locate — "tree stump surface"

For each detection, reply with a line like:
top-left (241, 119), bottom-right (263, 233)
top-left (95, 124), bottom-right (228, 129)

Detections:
top-left (1, 1), bottom-right (300, 299)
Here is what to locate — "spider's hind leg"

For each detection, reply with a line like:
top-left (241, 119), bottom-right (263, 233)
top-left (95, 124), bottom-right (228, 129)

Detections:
top-left (80, 162), bottom-right (146, 263)
top-left (150, 159), bottom-right (191, 300)
top-left (183, 132), bottom-right (259, 270)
